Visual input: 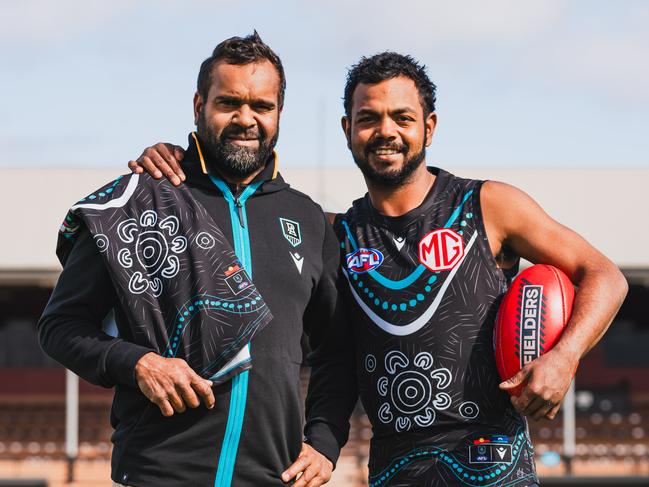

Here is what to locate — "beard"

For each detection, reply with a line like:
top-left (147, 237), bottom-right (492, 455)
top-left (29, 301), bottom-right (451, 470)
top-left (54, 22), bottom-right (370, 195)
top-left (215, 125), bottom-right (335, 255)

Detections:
top-left (352, 136), bottom-right (426, 188)
top-left (197, 110), bottom-right (279, 179)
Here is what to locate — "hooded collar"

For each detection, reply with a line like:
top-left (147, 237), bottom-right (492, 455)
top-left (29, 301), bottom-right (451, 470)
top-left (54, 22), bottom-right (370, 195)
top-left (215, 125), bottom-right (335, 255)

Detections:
top-left (181, 132), bottom-right (289, 196)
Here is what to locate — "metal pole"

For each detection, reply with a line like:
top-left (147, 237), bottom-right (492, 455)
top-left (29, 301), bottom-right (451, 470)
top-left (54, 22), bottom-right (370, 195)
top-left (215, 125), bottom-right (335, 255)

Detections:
top-left (65, 369), bottom-right (79, 483)
top-left (562, 379), bottom-right (576, 475)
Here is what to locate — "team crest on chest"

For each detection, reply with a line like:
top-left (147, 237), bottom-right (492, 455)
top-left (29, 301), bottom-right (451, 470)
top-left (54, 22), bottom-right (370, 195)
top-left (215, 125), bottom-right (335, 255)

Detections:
top-left (279, 218), bottom-right (301, 247)
top-left (418, 228), bottom-right (464, 272)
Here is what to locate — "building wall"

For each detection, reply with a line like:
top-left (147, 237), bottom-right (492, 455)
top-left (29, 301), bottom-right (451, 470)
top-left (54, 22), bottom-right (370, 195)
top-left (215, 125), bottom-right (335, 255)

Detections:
top-left (2, 167), bottom-right (647, 277)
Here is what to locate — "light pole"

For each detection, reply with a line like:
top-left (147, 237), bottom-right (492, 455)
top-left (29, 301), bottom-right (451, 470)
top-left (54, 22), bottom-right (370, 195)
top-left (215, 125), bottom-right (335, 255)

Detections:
top-left (65, 369), bottom-right (79, 483)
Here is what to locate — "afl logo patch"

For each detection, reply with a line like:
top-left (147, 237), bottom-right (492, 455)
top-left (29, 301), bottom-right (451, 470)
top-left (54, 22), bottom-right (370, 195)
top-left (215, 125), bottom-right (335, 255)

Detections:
top-left (346, 248), bottom-right (384, 274)
top-left (418, 228), bottom-right (464, 272)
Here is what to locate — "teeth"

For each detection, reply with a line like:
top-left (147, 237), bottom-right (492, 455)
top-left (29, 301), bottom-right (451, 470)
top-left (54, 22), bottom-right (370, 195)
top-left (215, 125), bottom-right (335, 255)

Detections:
top-left (374, 149), bottom-right (399, 155)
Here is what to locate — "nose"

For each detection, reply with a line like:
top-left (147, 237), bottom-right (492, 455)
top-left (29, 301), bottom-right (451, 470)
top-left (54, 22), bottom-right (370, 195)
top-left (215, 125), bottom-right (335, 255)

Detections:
top-left (232, 104), bottom-right (256, 129)
top-left (375, 115), bottom-right (397, 140)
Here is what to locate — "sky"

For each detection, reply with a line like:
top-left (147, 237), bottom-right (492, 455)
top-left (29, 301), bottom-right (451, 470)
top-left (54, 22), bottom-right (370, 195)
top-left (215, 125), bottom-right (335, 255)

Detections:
top-left (1, 0), bottom-right (648, 169)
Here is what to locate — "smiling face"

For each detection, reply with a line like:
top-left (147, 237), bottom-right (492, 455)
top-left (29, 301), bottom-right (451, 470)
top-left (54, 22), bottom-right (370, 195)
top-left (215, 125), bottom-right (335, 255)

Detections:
top-left (194, 59), bottom-right (281, 179)
top-left (342, 76), bottom-right (436, 187)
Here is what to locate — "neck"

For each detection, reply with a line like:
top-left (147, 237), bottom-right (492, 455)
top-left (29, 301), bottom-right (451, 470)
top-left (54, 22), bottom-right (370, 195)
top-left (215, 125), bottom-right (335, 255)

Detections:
top-left (366, 163), bottom-right (435, 217)
top-left (215, 164), bottom-right (267, 188)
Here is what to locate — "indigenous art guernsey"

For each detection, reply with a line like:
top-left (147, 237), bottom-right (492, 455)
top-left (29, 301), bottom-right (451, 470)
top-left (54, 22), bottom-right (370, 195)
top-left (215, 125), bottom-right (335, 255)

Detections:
top-left (335, 168), bottom-right (538, 487)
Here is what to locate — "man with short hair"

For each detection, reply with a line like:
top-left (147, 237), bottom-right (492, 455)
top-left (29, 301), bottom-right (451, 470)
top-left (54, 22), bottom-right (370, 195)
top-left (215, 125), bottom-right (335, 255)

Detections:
top-left (40, 32), bottom-right (337, 487)
top-left (130, 52), bottom-right (627, 486)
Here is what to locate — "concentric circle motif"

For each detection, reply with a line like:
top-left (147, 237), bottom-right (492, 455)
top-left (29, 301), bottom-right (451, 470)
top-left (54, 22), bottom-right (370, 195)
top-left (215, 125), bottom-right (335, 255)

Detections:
top-left (372, 350), bottom-right (455, 433)
top-left (390, 371), bottom-right (432, 415)
top-left (115, 212), bottom-right (186, 296)
top-left (94, 234), bottom-right (109, 252)
top-left (195, 231), bottom-right (216, 250)
top-left (459, 401), bottom-right (480, 419)
top-left (136, 231), bottom-right (169, 274)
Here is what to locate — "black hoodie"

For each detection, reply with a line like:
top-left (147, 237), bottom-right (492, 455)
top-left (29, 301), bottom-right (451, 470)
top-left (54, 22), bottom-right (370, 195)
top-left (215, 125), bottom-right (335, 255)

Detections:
top-left (38, 133), bottom-right (352, 486)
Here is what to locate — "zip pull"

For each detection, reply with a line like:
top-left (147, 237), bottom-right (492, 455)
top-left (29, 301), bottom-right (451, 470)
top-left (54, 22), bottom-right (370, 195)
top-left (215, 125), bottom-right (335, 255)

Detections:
top-left (234, 197), bottom-right (245, 228)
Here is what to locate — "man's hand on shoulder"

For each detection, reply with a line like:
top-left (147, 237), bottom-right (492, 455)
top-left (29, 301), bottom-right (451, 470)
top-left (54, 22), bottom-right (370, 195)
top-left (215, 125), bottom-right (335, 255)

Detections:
top-left (134, 352), bottom-right (215, 417)
top-left (128, 143), bottom-right (186, 187)
top-left (282, 443), bottom-right (333, 487)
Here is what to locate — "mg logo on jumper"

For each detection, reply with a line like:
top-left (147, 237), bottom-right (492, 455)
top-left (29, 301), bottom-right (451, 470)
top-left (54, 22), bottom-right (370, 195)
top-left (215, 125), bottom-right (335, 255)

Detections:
top-left (279, 218), bottom-right (302, 247)
top-left (520, 285), bottom-right (543, 368)
top-left (346, 248), bottom-right (384, 274)
top-left (418, 228), bottom-right (464, 272)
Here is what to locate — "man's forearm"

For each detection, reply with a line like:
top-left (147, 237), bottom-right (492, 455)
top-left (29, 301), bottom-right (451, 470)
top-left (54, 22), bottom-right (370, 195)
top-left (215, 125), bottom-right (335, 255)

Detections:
top-left (304, 345), bottom-right (359, 466)
top-left (554, 261), bottom-right (628, 360)
top-left (304, 389), bottom-right (358, 466)
top-left (38, 313), bottom-right (152, 388)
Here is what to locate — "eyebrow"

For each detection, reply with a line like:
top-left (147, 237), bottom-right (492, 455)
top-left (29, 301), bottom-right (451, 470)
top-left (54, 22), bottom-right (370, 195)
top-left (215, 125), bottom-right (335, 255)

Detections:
top-left (355, 106), bottom-right (418, 117)
top-left (214, 95), bottom-right (276, 107)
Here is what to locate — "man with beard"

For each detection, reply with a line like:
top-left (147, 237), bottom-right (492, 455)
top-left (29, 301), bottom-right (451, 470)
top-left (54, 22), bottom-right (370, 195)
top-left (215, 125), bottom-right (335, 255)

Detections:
top-left (128, 53), bottom-right (627, 486)
top-left (39, 33), bottom-right (337, 487)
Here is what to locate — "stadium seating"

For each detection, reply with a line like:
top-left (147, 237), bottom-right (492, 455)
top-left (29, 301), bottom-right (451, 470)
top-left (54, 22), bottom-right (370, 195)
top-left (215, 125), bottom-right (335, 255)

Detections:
top-left (1, 373), bottom-right (648, 485)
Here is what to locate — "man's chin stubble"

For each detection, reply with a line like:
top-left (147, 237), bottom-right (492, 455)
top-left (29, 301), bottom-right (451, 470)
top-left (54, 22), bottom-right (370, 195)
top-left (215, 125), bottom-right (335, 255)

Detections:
top-left (355, 151), bottom-right (425, 189)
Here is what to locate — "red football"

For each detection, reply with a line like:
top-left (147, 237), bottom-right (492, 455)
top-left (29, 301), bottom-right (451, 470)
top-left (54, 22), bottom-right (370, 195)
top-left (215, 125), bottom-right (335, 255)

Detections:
top-left (494, 264), bottom-right (575, 396)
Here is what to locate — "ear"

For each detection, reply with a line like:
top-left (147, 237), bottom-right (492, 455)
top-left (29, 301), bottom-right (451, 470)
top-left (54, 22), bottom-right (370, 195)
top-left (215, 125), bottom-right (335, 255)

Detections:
top-left (193, 92), bottom-right (203, 126)
top-left (341, 116), bottom-right (352, 150)
top-left (425, 112), bottom-right (437, 147)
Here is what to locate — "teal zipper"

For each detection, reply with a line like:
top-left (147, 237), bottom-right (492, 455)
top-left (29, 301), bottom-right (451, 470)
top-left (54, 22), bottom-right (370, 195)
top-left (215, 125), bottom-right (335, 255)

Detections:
top-left (209, 174), bottom-right (263, 487)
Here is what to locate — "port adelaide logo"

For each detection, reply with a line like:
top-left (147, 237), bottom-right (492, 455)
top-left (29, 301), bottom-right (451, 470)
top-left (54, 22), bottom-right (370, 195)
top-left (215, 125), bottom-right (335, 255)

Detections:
top-left (280, 218), bottom-right (301, 247)
top-left (346, 248), bottom-right (384, 274)
top-left (516, 280), bottom-right (547, 369)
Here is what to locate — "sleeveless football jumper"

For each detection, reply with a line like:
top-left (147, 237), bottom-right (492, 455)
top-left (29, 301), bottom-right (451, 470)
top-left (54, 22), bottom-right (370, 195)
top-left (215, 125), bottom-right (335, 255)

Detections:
top-left (334, 167), bottom-right (539, 487)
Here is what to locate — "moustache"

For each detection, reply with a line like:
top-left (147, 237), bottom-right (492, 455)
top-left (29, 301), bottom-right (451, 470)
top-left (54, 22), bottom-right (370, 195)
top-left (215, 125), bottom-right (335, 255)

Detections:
top-left (220, 125), bottom-right (264, 143)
